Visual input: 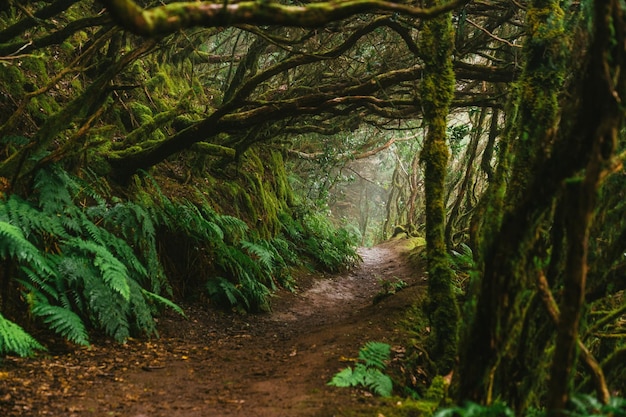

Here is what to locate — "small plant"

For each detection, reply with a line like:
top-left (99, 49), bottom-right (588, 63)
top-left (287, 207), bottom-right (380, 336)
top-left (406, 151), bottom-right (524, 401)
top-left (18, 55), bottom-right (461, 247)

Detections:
top-left (374, 277), bottom-right (408, 304)
top-left (449, 243), bottom-right (476, 295)
top-left (0, 313), bottom-right (46, 357)
top-left (568, 394), bottom-right (626, 417)
top-left (328, 341), bottom-right (393, 397)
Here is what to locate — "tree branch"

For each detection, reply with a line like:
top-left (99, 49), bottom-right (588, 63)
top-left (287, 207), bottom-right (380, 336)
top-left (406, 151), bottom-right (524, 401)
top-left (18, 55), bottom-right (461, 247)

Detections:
top-left (101, 0), bottom-right (470, 36)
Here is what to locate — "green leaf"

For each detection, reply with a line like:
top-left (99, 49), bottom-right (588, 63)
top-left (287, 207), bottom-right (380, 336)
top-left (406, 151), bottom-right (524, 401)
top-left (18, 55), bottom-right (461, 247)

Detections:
top-left (358, 341), bottom-right (391, 369)
top-left (363, 368), bottom-right (393, 397)
top-left (141, 289), bottom-right (187, 318)
top-left (31, 303), bottom-right (90, 346)
top-left (65, 238), bottom-right (131, 301)
top-left (0, 313), bottom-right (46, 357)
top-left (328, 367), bottom-right (357, 388)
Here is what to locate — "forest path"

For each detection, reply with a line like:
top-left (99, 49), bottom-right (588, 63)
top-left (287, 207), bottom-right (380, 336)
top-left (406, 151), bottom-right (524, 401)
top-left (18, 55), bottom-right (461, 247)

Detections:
top-left (3, 238), bottom-right (426, 417)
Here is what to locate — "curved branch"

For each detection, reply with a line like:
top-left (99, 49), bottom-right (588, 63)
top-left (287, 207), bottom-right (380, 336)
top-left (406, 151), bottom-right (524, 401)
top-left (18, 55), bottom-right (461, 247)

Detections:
top-left (0, 0), bottom-right (78, 43)
top-left (101, 0), bottom-right (470, 36)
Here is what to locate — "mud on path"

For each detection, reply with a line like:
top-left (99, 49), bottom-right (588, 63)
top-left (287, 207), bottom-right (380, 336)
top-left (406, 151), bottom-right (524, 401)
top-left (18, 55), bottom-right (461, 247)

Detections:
top-left (2, 238), bottom-right (426, 417)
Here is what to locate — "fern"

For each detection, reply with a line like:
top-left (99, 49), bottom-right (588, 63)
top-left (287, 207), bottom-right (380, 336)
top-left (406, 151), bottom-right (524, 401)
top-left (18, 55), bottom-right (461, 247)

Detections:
top-left (31, 303), bottom-right (89, 346)
top-left (328, 341), bottom-right (393, 397)
top-left (33, 166), bottom-right (74, 214)
top-left (281, 210), bottom-right (360, 273)
top-left (241, 240), bottom-right (276, 273)
top-left (64, 238), bottom-right (131, 301)
top-left (141, 288), bottom-right (186, 318)
top-left (0, 166), bottom-right (189, 352)
top-left (128, 280), bottom-right (157, 336)
top-left (1, 195), bottom-right (67, 239)
top-left (206, 276), bottom-right (247, 309)
top-left (0, 313), bottom-right (45, 357)
top-left (359, 341), bottom-right (392, 369)
top-left (0, 221), bottom-right (39, 261)
top-left (82, 271), bottom-right (130, 343)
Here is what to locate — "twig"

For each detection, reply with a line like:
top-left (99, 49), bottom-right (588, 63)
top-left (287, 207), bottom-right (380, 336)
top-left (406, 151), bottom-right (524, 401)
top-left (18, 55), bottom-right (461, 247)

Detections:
top-left (466, 17), bottom-right (522, 49)
top-left (536, 272), bottom-right (610, 404)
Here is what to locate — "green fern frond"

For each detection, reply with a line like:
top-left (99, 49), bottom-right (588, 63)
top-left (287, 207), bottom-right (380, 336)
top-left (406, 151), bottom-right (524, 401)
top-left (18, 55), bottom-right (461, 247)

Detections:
top-left (269, 236), bottom-right (296, 263)
top-left (65, 238), bottom-right (131, 301)
top-left (1, 195), bottom-right (67, 238)
top-left (361, 367), bottom-right (393, 397)
top-left (218, 245), bottom-right (274, 297)
top-left (141, 289), bottom-right (186, 318)
top-left (0, 221), bottom-right (54, 276)
top-left (31, 303), bottom-right (89, 346)
top-left (76, 211), bottom-right (106, 245)
top-left (241, 240), bottom-right (275, 273)
top-left (83, 274), bottom-right (130, 343)
top-left (0, 313), bottom-right (46, 357)
top-left (214, 213), bottom-right (248, 238)
top-left (206, 276), bottom-right (247, 309)
top-left (328, 367), bottom-right (357, 388)
top-left (329, 341), bottom-right (393, 397)
top-left (101, 229), bottom-right (149, 280)
top-left (33, 166), bottom-right (74, 214)
top-left (358, 341), bottom-right (391, 370)
top-left (128, 280), bottom-right (157, 336)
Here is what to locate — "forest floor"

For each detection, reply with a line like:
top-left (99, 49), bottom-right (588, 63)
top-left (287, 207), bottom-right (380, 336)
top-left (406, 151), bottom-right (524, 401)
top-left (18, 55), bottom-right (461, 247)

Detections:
top-left (1, 237), bottom-right (428, 417)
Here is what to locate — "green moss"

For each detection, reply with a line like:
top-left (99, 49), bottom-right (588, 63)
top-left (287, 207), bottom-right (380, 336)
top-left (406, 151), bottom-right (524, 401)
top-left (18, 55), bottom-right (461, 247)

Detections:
top-left (129, 102), bottom-right (154, 125)
top-left (417, 0), bottom-right (460, 375)
top-left (19, 55), bottom-right (49, 84)
top-left (0, 64), bottom-right (26, 97)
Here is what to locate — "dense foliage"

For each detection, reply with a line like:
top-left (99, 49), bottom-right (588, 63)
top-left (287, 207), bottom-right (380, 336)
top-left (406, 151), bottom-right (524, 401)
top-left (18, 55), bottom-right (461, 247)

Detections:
top-left (1, 0), bottom-right (626, 416)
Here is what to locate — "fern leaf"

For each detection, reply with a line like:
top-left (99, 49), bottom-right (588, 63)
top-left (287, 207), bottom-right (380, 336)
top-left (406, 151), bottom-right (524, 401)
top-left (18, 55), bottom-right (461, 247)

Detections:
top-left (2, 195), bottom-right (66, 238)
top-left (328, 367), bottom-right (358, 388)
top-left (0, 221), bottom-right (54, 277)
top-left (241, 240), bottom-right (275, 273)
top-left (141, 289), bottom-right (186, 318)
top-left (358, 341), bottom-right (391, 370)
top-left (362, 368), bottom-right (393, 397)
top-left (0, 313), bottom-right (46, 357)
top-left (34, 166), bottom-right (74, 214)
top-left (206, 277), bottom-right (248, 309)
top-left (31, 303), bottom-right (89, 346)
top-left (83, 275), bottom-right (130, 343)
top-left (329, 342), bottom-right (393, 397)
top-left (65, 238), bottom-right (131, 301)
top-left (215, 213), bottom-right (248, 236)
top-left (128, 280), bottom-right (157, 337)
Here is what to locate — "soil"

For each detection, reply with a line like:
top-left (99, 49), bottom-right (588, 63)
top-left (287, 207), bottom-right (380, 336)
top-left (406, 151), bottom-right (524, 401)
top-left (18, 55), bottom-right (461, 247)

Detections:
top-left (1, 237), bottom-right (427, 417)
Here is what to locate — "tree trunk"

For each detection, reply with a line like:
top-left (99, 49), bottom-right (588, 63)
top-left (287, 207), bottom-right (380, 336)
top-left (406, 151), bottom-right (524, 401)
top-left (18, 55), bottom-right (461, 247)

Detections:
top-left (547, 0), bottom-right (623, 413)
top-left (458, 0), bottom-right (625, 412)
top-left (418, 0), bottom-right (459, 374)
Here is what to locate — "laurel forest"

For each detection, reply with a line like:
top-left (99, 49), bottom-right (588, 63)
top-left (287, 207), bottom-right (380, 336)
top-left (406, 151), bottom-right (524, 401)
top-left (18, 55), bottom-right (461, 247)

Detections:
top-left (0, 0), bottom-right (625, 416)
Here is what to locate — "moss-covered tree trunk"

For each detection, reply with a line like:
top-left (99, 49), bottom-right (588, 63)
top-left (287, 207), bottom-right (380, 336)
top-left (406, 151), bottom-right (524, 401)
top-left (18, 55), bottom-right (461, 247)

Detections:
top-left (458, 0), bottom-right (568, 408)
top-left (418, 0), bottom-right (459, 375)
top-left (547, 0), bottom-right (623, 412)
top-left (459, 0), bottom-right (625, 411)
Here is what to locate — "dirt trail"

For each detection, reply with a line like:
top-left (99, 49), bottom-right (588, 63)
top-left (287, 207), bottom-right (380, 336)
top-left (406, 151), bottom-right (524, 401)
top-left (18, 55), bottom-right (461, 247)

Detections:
top-left (2, 238), bottom-right (425, 417)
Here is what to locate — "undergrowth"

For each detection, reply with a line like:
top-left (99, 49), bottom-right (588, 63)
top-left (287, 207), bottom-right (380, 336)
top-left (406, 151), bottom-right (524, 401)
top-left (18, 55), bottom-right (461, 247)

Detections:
top-left (433, 394), bottom-right (626, 417)
top-left (278, 210), bottom-right (361, 272)
top-left (0, 166), bottom-right (360, 356)
top-left (328, 341), bottom-right (394, 397)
